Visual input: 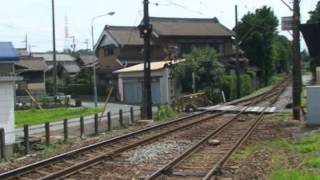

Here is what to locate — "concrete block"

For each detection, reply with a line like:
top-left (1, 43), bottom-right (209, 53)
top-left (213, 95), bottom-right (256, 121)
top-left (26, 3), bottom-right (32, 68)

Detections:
top-left (307, 86), bottom-right (320, 125)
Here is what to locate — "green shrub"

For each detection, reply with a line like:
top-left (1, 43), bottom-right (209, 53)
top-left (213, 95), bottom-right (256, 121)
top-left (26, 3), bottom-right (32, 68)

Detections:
top-left (222, 75), bottom-right (236, 100)
top-left (205, 87), bottom-right (223, 104)
top-left (222, 74), bottom-right (253, 101)
top-left (64, 84), bottom-right (92, 96)
top-left (156, 105), bottom-right (177, 121)
top-left (240, 74), bottom-right (253, 96)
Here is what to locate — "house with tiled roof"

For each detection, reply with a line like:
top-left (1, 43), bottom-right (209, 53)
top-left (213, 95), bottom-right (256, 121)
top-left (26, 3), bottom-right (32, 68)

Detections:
top-left (15, 56), bottom-right (48, 95)
top-left (94, 17), bottom-right (241, 90)
top-left (32, 53), bottom-right (80, 80)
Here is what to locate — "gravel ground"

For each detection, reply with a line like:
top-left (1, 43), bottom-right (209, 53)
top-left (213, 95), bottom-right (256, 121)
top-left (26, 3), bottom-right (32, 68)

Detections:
top-left (273, 84), bottom-right (292, 112)
top-left (67, 114), bottom-right (233, 179)
top-left (123, 139), bottom-right (191, 164)
top-left (0, 113), bottom-right (191, 173)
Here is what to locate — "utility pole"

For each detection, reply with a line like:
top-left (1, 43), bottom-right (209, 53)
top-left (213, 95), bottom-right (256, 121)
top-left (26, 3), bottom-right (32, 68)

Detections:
top-left (235, 5), bottom-right (241, 98)
top-left (24, 34), bottom-right (28, 50)
top-left (51, 0), bottom-right (57, 98)
top-left (139, 0), bottom-right (152, 119)
top-left (292, 0), bottom-right (301, 120)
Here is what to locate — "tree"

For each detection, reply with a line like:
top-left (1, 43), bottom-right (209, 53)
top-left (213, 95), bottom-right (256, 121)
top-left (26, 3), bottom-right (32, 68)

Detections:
top-left (273, 35), bottom-right (292, 74)
top-left (308, 1), bottom-right (320, 24)
top-left (235, 6), bottom-right (279, 86)
top-left (173, 48), bottom-right (224, 96)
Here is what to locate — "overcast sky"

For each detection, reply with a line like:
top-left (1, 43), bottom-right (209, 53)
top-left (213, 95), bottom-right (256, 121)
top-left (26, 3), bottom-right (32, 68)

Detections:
top-left (0, 0), bottom-right (317, 52)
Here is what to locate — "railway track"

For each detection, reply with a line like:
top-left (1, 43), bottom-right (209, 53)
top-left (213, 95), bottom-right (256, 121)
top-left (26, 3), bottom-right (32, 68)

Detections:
top-left (146, 80), bottom-right (288, 180)
top-left (0, 79), bottom-right (289, 180)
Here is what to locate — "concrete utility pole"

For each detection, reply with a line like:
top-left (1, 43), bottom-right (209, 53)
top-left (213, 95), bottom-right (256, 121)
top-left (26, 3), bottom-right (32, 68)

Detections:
top-left (51, 0), bottom-right (57, 98)
top-left (292, 0), bottom-right (301, 120)
top-left (235, 5), bottom-right (241, 99)
top-left (139, 0), bottom-right (152, 119)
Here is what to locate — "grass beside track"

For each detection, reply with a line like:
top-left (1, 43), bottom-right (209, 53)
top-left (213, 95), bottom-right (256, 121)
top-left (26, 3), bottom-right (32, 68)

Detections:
top-left (268, 113), bottom-right (320, 179)
top-left (270, 130), bottom-right (320, 180)
top-left (15, 107), bottom-right (103, 127)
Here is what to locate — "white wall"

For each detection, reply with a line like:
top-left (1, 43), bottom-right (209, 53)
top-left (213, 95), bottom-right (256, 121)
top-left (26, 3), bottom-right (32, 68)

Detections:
top-left (0, 82), bottom-right (15, 145)
top-left (117, 69), bottom-right (172, 104)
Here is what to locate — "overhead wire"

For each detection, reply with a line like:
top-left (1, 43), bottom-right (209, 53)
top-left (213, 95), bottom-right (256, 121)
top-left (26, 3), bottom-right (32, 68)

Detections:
top-left (150, 0), bottom-right (209, 16)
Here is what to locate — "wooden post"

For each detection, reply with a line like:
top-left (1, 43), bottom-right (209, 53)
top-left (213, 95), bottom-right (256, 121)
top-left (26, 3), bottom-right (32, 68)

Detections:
top-left (45, 122), bottom-right (50, 146)
top-left (119, 109), bottom-right (123, 127)
top-left (107, 112), bottom-right (111, 131)
top-left (0, 128), bottom-right (5, 159)
top-left (63, 119), bottom-right (68, 142)
top-left (24, 125), bottom-right (30, 154)
top-left (80, 116), bottom-right (84, 138)
top-left (94, 113), bottom-right (98, 135)
top-left (130, 107), bottom-right (134, 124)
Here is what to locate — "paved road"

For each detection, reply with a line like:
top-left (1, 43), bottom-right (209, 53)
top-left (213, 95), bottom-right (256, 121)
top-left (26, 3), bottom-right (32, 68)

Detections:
top-left (11, 103), bottom-right (158, 144)
top-left (83, 102), bottom-right (140, 113)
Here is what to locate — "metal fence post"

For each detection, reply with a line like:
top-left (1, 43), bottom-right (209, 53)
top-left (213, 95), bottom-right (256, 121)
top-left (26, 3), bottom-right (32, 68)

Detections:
top-left (63, 119), bottom-right (68, 142)
top-left (140, 107), bottom-right (143, 120)
top-left (24, 125), bottom-right (30, 154)
top-left (130, 107), bottom-right (134, 124)
top-left (94, 113), bottom-right (98, 135)
top-left (80, 116), bottom-right (84, 138)
top-left (107, 112), bottom-right (111, 131)
top-left (119, 109), bottom-right (123, 127)
top-left (45, 122), bottom-right (50, 146)
top-left (0, 128), bottom-right (5, 159)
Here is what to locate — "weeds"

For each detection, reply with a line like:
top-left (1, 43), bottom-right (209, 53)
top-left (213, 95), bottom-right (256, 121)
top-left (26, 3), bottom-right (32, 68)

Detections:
top-left (269, 131), bottom-right (320, 179)
top-left (231, 144), bottom-right (257, 161)
top-left (156, 105), bottom-right (177, 121)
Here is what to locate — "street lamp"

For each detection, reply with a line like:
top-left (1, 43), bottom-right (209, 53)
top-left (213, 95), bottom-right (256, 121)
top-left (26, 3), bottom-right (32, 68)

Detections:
top-left (91, 11), bottom-right (115, 108)
top-left (91, 11), bottom-right (115, 48)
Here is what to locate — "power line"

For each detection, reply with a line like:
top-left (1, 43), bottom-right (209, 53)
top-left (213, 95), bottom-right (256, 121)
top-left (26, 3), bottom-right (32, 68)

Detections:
top-left (150, 0), bottom-right (208, 16)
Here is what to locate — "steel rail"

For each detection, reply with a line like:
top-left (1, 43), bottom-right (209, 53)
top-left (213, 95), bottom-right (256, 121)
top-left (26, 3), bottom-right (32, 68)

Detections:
top-left (38, 112), bottom-right (227, 180)
top-left (0, 111), bottom-right (208, 179)
top-left (61, 81), bottom-right (288, 179)
top-left (203, 80), bottom-right (288, 180)
top-left (0, 79), bottom-right (288, 180)
top-left (146, 80), bottom-right (289, 180)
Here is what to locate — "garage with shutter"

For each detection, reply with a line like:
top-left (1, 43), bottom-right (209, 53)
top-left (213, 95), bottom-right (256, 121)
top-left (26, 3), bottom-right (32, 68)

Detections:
top-left (114, 60), bottom-right (183, 105)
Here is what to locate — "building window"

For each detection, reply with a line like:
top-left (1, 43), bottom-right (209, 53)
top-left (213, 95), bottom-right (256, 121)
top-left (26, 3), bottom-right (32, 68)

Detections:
top-left (104, 46), bottom-right (114, 56)
top-left (179, 43), bottom-right (192, 55)
top-left (209, 43), bottom-right (224, 54)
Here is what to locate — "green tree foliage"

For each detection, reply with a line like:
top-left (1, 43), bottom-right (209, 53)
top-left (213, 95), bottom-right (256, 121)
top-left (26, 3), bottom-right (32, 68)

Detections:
top-left (222, 74), bottom-right (253, 101)
top-left (174, 48), bottom-right (225, 92)
top-left (235, 6), bottom-right (280, 86)
top-left (308, 1), bottom-right (320, 24)
top-left (273, 35), bottom-right (292, 74)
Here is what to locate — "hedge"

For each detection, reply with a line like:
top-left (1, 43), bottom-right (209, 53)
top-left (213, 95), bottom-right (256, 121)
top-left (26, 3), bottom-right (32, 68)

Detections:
top-left (222, 74), bottom-right (253, 101)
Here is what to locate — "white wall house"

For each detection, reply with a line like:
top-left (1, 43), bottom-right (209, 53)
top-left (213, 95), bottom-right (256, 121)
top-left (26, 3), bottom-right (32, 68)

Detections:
top-left (0, 42), bottom-right (22, 145)
top-left (0, 77), bottom-right (21, 145)
top-left (113, 60), bottom-right (183, 105)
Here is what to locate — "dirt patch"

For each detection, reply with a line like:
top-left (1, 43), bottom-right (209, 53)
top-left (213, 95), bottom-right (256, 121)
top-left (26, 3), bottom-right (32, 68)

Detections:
top-left (217, 116), bottom-right (302, 180)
